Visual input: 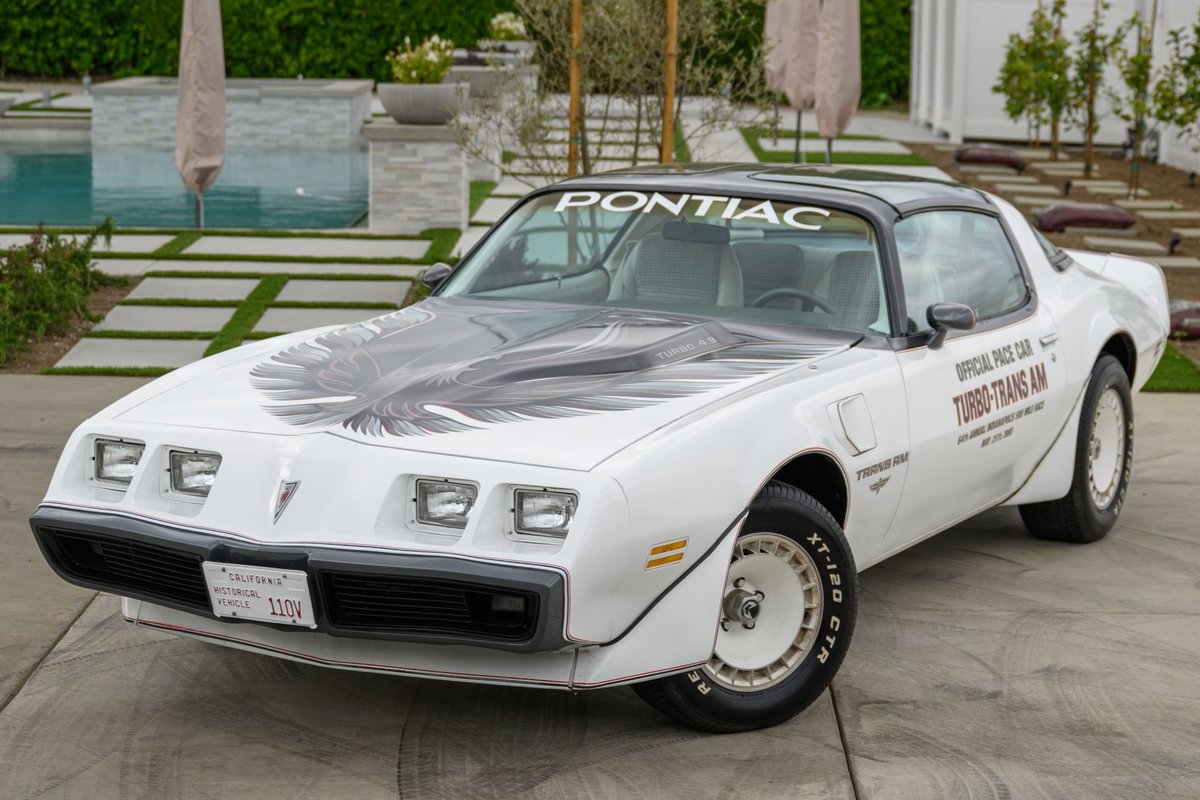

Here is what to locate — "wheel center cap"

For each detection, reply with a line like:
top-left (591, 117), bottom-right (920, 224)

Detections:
top-left (722, 581), bottom-right (766, 630)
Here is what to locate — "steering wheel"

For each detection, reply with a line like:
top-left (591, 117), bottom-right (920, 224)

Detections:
top-left (750, 287), bottom-right (836, 312)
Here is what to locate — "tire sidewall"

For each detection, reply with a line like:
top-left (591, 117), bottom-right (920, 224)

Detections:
top-left (1077, 358), bottom-right (1133, 533)
top-left (659, 488), bottom-right (857, 730)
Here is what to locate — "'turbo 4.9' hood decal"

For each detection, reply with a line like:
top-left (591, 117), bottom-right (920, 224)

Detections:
top-left (250, 298), bottom-right (840, 438)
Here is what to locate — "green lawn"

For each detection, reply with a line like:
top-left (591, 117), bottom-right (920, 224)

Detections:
top-left (469, 180), bottom-right (497, 217)
top-left (1144, 343), bottom-right (1200, 392)
top-left (742, 125), bottom-right (882, 141)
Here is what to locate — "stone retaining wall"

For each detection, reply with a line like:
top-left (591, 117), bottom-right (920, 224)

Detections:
top-left (365, 122), bottom-right (467, 234)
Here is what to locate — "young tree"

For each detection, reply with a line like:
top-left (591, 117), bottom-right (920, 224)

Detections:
top-left (1107, 11), bottom-right (1158, 197)
top-left (993, 1), bottom-right (1070, 153)
top-left (1151, 13), bottom-right (1200, 169)
top-left (994, 18), bottom-right (1045, 146)
top-left (1067, 1), bottom-right (1123, 178)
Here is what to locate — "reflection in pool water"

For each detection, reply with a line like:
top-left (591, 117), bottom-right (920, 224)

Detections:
top-left (0, 143), bottom-right (368, 229)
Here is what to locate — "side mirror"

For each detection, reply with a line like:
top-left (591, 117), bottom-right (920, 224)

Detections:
top-left (926, 302), bottom-right (976, 349)
top-left (421, 262), bottom-right (454, 291)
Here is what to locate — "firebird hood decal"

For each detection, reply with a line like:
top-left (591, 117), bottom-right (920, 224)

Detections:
top-left (248, 298), bottom-right (841, 438)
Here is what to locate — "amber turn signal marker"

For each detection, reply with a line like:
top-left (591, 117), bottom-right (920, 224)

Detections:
top-left (645, 538), bottom-right (687, 569)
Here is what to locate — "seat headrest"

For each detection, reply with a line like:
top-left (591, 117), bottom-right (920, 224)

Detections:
top-left (662, 220), bottom-right (730, 244)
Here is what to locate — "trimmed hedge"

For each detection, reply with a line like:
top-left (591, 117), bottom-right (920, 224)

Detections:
top-left (0, 0), bottom-right (513, 82)
top-left (860, 0), bottom-right (912, 109)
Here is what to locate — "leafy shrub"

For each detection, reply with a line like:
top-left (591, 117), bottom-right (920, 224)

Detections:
top-left (0, 221), bottom-right (113, 367)
top-left (860, 0), bottom-right (912, 108)
top-left (386, 35), bottom-right (455, 84)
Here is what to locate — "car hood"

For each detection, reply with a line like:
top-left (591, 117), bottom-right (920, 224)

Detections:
top-left (117, 298), bottom-right (848, 470)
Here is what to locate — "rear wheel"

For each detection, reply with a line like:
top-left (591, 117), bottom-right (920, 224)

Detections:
top-left (1020, 354), bottom-right (1133, 543)
top-left (632, 482), bottom-right (857, 733)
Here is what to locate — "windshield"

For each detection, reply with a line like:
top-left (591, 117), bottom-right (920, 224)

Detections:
top-left (441, 190), bottom-right (889, 335)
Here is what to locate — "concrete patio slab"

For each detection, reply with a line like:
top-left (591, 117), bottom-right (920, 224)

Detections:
top-left (183, 236), bottom-right (429, 260)
top-left (275, 279), bottom-right (410, 305)
top-left (126, 277), bottom-right (259, 302)
top-left (254, 307), bottom-right (377, 333)
top-left (758, 138), bottom-right (912, 155)
top-left (1011, 196), bottom-right (1055, 207)
top-left (142, 260), bottom-right (426, 278)
top-left (1082, 236), bottom-right (1167, 254)
top-left (0, 233), bottom-right (172, 253)
top-left (54, 338), bottom-right (210, 368)
top-left (93, 305), bottom-right (235, 332)
top-left (995, 183), bottom-right (1060, 195)
top-left (472, 196), bottom-right (519, 225)
top-left (494, 175), bottom-right (551, 195)
top-left (1137, 210), bottom-right (1200, 221)
top-left (1151, 256), bottom-right (1200, 268)
top-left (972, 174), bottom-right (1041, 184)
top-left (91, 258), bottom-right (158, 277)
top-left (1114, 199), bottom-right (1180, 210)
top-left (1172, 227), bottom-right (1200, 238)
top-left (1086, 185), bottom-right (1150, 197)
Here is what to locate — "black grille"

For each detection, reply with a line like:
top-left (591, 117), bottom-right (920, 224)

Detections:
top-left (45, 529), bottom-right (210, 611)
top-left (321, 571), bottom-right (538, 642)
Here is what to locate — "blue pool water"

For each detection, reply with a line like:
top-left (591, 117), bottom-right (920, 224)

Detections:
top-left (0, 143), bottom-right (368, 229)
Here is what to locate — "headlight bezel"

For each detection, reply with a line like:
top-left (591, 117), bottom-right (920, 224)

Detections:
top-left (511, 486), bottom-right (579, 540)
top-left (166, 448), bottom-right (223, 499)
top-left (91, 437), bottom-right (145, 488)
top-left (412, 477), bottom-right (479, 530)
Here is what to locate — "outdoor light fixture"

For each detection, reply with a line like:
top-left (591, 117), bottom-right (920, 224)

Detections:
top-left (514, 489), bottom-right (577, 539)
top-left (94, 439), bottom-right (144, 485)
top-left (415, 479), bottom-right (477, 528)
top-left (169, 450), bottom-right (222, 497)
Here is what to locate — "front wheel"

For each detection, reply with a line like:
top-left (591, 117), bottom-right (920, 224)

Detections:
top-left (632, 482), bottom-right (857, 733)
top-left (1020, 354), bottom-right (1133, 544)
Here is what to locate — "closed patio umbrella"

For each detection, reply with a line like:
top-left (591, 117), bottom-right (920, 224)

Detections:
top-left (765, 0), bottom-right (820, 163)
top-left (176, 0), bottom-right (226, 228)
top-left (814, 0), bottom-right (861, 165)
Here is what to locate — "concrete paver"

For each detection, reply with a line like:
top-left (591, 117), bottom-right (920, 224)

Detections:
top-left (126, 277), bottom-right (259, 301)
top-left (1151, 256), bottom-right (1200, 268)
top-left (995, 183), bottom-right (1060, 195)
top-left (494, 175), bottom-right (551, 196)
top-left (91, 258), bottom-right (163, 277)
top-left (93, 306), bottom-right (235, 333)
top-left (141, 259), bottom-right (426, 278)
top-left (1082, 236), bottom-right (1167, 254)
top-left (471, 196), bottom-right (519, 225)
top-left (183, 235), bottom-right (429, 260)
top-left (957, 164), bottom-right (1019, 174)
top-left (974, 174), bottom-right (1041, 184)
top-left (0, 233), bottom-right (172, 253)
top-left (54, 338), bottom-right (211, 368)
top-left (1137, 210), bottom-right (1200, 221)
top-left (275, 279), bottom-right (410, 306)
top-left (254, 307), bottom-right (377, 333)
top-left (1086, 185), bottom-right (1150, 197)
top-left (757, 138), bottom-right (912, 155)
top-left (1011, 195), bottom-right (1055, 207)
top-left (1172, 227), bottom-right (1200, 238)
top-left (1115, 199), bottom-right (1180, 210)
top-left (453, 225), bottom-right (492, 257)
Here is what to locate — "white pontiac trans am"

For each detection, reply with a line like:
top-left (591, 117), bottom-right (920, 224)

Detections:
top-left (31, 166), bottom-right (1169, 732)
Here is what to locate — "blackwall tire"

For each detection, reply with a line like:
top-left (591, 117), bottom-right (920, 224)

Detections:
top-left (1020, 354), bottom-right (1133, 544)
top-left (632, 482), bottom-right (857, 733)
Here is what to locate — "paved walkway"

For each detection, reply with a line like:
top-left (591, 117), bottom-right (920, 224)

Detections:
top-left (0, 385), bottom-right (1195, 799)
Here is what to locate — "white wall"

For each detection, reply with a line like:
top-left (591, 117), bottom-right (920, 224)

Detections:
top-left (910, 0), bottom-right (1200, 172)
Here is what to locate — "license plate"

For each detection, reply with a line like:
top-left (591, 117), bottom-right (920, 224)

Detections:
top-left (202, 562), bottom-right (317, 628)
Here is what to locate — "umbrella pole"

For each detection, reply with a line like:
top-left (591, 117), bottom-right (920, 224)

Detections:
top-left (825, 138), bottom-right (832, 166)
top-left (194, 193), bottom-right (204, 229)
top-left (794, 110), bottom-right (801, 164)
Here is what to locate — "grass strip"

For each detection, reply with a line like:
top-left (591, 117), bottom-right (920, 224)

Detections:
top-left (241, 331), bottom-right (289, 340)
top-left (84, 330), bottom-right (219, 340)
top-left (741, 125), bottom-right (882, 142)
top-left (470, 181), bottom-right (498, 217)
top-left (421, 227), bottom-right (461, 264)
top-left (144, 270), bottom-right (415, 280)
top-left (120, 298), bottom-right (241, 308)
top-left (152, 231), bottom-right (202, 257)
top-left (1144, 343), bottom-right (1200, 392)
top-left (204, 275), bottom-right (287, 356)
top-left (40, 366), bottom-right (173, 377)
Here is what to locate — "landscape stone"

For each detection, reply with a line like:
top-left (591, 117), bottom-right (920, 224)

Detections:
top-left (275, 279), bottom-right (411, 305)
top-left (55, 338), bottom-right (211, 368)
top-left (183, 235), bottom-right (429, 259)
top-left (1081, 236), bottom-right (1167, 254)
top-left (126, 277), bottom-right (258, 301)
top-left (93, 306), bottom-right (235, 332)
top-left (254, 307), bottom-right (380, 333)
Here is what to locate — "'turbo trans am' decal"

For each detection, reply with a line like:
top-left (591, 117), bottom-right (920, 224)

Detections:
top-left (250, 299), bottom-right (839, 438)
top-left (951, 336), bottom-right (1050, 448)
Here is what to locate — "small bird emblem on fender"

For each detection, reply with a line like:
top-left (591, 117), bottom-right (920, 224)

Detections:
top-left (869, 475), bottom-right (890, 494)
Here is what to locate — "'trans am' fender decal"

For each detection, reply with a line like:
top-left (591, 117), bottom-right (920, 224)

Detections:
top-left (554, 191), bottom-right (832, 231)
top-left (951, 336), bottom-right (1050, 448)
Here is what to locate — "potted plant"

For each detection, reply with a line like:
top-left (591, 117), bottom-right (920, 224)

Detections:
top-left (378, 35), bottom-right (465, 125)
top-left (477, 12), bottom-right (534, 59)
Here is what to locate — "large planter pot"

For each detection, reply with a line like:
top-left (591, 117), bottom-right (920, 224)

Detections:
top-left (377, 82), bottom-right (466, 125)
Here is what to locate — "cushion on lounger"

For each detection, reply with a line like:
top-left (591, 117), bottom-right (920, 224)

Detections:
top-left (1033, 203), bottom-right (1136, 233)
top-left (954, 143), bottom-right (1026, 173)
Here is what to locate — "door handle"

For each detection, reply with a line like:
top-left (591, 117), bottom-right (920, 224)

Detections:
top-left (1039, 333), bottom-right (1059, 348)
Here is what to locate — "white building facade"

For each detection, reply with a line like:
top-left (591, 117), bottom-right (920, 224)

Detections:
top-left (909, 0), bottom-right (1200, 172)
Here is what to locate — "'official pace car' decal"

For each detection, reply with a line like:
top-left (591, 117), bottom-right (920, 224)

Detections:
top-left (249, 298), bottom-right (840, 438)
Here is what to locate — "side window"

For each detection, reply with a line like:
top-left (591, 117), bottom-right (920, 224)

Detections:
top-left (894, 211), bottom-right (1028, 333)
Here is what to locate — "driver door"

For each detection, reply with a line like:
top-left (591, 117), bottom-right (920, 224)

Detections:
top-left (881, 209), bottom-right (1069, 554)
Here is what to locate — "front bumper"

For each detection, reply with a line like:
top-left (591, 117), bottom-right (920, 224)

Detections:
top-left (31, 505), bottom-right (570, 653)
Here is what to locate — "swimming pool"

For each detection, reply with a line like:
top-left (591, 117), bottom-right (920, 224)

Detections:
top-left (0, 143), bottom-right (368, 229)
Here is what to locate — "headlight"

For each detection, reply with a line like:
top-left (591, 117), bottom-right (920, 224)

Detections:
top-left (169, 450), bottom-right (222, 497)
top-left (514, 489), bottom-right (577, 538)
top-left (94, 439), bottom-right (144, 485)
top-left (416, 479), bottom-right (477, 528)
